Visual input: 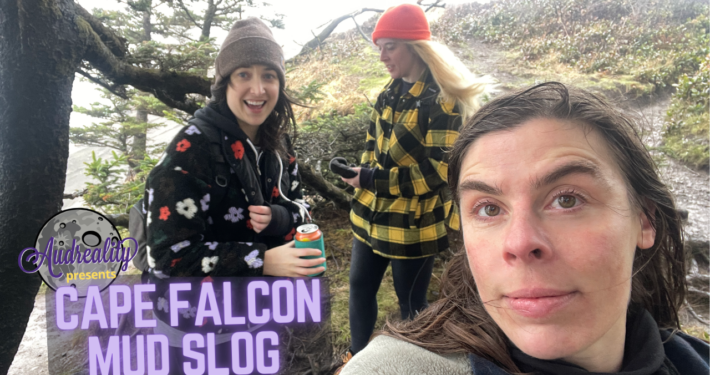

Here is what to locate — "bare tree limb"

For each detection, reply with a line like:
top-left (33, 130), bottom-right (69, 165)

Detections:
top-left (76, 68), bottom-right (128, 99)
top-left (298, 160), bottom-right (351, 211)
top-left (177, 0), bottom-right (203, 29)
top-left (75, 4), bottom-right (129, 58)
top-left (63, 189), bottom-right (89, 200)
top-left (107, 213), bottom-right (130, 228)
top-left (688, 286), bottom-right (710, 299)
top-left (297, 8), bottom-right (384, 56)
top-left (684, 300), bottom-right (710, 326)
top-left (351, 16), bottom-right (372, 44)
top-left (423, 0), bottom-right (446, 12)
top-left (76, 15), bottom-right (211, 113)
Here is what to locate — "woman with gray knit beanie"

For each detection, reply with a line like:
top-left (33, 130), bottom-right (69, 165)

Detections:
top-left (142, 17), bottom-right (322, 372)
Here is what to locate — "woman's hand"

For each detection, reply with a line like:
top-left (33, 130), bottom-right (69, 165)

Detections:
top-left (341, 167), bottom-right (362, 188)
top-left (248, 205), bottom-right (272, 233)
top-left (262, 241), bottom-right (326, 277)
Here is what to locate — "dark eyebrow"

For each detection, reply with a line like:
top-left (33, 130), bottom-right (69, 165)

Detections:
top-left (458, 180), bottom-right (503, 196)
top-left (533, 160), bottom-right (602, 189)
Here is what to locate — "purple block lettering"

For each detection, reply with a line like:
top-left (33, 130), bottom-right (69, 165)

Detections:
top-left (223, 282), bottom-right (246, 325)
top-left (182, 333), bottom-right (205, 375)
top-left (89, 336), bottom-right (119, 375)
top-left (134, 284), bottom-right (156, 328)
top-left (109, 285), bottom-right (132, 329)
top-left (231, 332), bottom-right (254, 374)
top-left (195, 282), bottom-right (222, 326)
top-left (256, 331), bottom-right (279, 374)
top-left (82, 286), bottom-right (108, 329)
top-left (170, 283), bottom-right (191, 326)
top-left (147, 334), bottom-right (169, 375)
top-left (272, 280), bottom-right (294, 324)
top-left (207, 332), bottom-right (229, 374)
top-left (56, 286), bottom-right (78, 330)
top-left (297, 279), bottom-right (321, 323)
top-left (247, 281), bottom-right (270, 324)
top-left (122, 335), bottom-right (145, 375)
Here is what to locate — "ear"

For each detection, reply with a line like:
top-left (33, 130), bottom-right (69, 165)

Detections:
top-left (637, 202), bottom-right (656, 250)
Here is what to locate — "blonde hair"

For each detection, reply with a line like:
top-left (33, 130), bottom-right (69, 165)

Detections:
top-left (406, 40), bottom-right (491, 120)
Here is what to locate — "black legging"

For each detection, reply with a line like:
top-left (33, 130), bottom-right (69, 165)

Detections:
top-left (348, 238), bottom-right (435, 354)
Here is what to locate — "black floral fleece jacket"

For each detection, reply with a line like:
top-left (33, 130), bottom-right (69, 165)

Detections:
top-left (143, 102), bottom-right (307, 279)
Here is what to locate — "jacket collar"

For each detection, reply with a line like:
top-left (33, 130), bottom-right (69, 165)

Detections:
top-left (385, 67), bottom-right (438, 99)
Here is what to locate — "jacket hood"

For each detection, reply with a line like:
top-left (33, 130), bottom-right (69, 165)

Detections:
top-left (194, 101), bottom-right (250, 141)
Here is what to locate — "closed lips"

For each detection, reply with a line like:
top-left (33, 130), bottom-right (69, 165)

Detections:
top-left (504, 289), bottom-right (577, 318)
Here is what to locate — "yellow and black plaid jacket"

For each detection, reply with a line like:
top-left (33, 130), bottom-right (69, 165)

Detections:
top-left (350, 69), bottom-right (461, 259)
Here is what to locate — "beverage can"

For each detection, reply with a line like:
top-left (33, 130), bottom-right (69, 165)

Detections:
top-left (295, 224), bottom-right (326, 277)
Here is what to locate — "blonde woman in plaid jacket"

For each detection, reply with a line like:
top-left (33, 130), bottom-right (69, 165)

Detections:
top-left (339, 4), bottom-right (490, 362)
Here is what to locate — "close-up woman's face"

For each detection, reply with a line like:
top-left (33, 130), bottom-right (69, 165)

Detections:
top-left (226, 64), bottom-right (280, 130)
top-left (376, 38), bottom-right (420, 81)
top-left (457, 118), bottom-right (656, 369)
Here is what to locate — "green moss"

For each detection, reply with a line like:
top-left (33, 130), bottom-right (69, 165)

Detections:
top-left (661, 57), bottom-right (710, 170)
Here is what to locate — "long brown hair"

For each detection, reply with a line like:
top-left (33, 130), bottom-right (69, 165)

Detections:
top-left (210, 73), bottom-right (298, 158)
top-left (381, 82), bottom-right (686, 371)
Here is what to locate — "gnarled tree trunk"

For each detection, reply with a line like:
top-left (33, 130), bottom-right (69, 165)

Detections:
top-left (0, 0), bottom-right (87, 372)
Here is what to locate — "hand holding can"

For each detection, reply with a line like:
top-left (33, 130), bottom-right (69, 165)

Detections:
top-left (295, 224), bottom-right (326, 277)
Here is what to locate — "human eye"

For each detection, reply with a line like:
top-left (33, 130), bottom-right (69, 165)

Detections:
top-left (236, 71), bottom-right (249, 79)
top-left (549, 189), bottom-right (586, 211)
top-left (263, 72), bottom-right (276, 80)
top-left (472, 199), bottom-right (503, 219)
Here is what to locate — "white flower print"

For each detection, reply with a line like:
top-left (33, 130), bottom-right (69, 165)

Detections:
top-left (147, 188), bottom-right (155, 207)
top-left (238, 242), bottom-right (253, 246)
top-left (141, 205), bottom-right (147, 215)
top-left (179, 306), bottom-right (197, 319)
top-left (291, 163), bottom-right (298, 176)
top-left (147, 246), bottom-right (156, 268)
top-left (292, 212), bottom-right (299, 223)
top-left (174, 166), bottom-right (183, 171)
top-left (200, 193), bottom-right (210, 211)
top-left (244, 250), bottom-right (263, 269)
top-left (185, 125), bottom-right (202, 135)
top-left (170, 240), bottom-right (190, 253)
top-left (176, 198), bottom-right (198, 219)
top-left (224, 207), bottom-right (244, 223)
top-left (146, 211), bottom-right (152, 226)
top-left (207, 216), bottom-right (214, 225)
top-left (241, 188), bottom-right (249, 203)
top-left (202, 256), bottom-right (219, 273)
top-left (157, 297), bottom-right (169, 313)
top-left (291, 180), bottom-right (299, 191)
top-left (205, 241), bottom-right (218, 250)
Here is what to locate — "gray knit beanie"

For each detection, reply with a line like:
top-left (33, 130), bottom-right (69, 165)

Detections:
top-left (215, 18), bottom-right (285, 85)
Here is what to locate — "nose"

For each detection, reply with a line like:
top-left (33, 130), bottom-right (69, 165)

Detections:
top-left (379, 49), bottom-right (387, 62)
top-left (501, 209), bottom-right (552, 264)
top-left (250, 77), bottom-right (265, 95)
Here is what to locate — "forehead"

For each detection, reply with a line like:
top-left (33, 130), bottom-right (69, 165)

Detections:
top-left (375, 38), bottom-right (402, 47)
top-left (459, 118), bottom-right (622, 185)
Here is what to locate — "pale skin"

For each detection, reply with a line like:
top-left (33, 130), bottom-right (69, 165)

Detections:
top-left (226, 65), bottom-right (325, 277)
top-left (457, 118), bottom-right (656, 372)
top-left (342, 39), bottom-right (426, 188)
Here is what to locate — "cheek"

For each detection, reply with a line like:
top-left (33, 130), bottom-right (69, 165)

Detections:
top-left (552, 219), bottom-right (636, 288)
top-left (463, 231), bottom-right (498, 297)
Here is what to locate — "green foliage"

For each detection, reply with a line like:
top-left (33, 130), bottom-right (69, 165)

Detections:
top-left (82, 151), bottom-right (159, 213)
top-left (433, 0), bottom-right (709, 95)
top-left (662, 55), bottom-right (709, 170)
top-left (287, 79), bottom-right (326, 104)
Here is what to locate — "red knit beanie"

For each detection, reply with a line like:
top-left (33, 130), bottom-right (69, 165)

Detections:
top-left (372, 4), bottom-right (431, 44)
